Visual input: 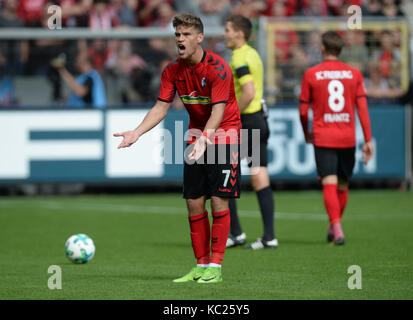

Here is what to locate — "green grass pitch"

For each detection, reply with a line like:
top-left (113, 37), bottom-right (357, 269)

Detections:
top-left (0, 190), bottom-right (412, 300)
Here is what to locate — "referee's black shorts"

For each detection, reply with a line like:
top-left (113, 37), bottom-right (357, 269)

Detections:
top-left (314, 146), bottom-right (356, 181)
top-left (240, 110), bottom-right (269, 168)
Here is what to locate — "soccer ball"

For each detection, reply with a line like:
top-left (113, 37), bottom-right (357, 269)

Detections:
top-left (65, 234), bottom-right (95, 264)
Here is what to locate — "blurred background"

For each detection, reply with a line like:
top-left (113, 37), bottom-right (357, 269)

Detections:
top-left (0, 0), bottom-right (411, 195)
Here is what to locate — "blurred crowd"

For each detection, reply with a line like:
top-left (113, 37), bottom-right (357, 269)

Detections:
top-left (0, 0), bottom-right (411, 107)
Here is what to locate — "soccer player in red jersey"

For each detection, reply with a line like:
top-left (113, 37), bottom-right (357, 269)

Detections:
top-left (299, 31), bottom-right (374, 245)
top-left (114, 14), bottom-right (241, 282)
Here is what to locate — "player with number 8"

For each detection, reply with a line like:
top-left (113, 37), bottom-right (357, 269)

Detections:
top-left (299, 31), bottom-right (374, 245)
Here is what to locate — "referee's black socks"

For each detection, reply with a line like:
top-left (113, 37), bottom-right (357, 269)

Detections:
top-left (257, 186), bottom-right (275, 241)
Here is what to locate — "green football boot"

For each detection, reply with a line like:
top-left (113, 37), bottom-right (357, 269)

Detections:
top-left (172, 266), bottom-right (207, 283)
top-left (197, 267), bottom-right (223, 284)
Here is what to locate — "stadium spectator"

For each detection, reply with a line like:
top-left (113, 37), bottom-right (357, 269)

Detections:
top-left (148, 56), bottom-right (184, 108)
top-left (137, 0), bottom-right (174, 27)
top-left (105, 39), bottom-right (151, 103)
top-left (0, 53), bottom-right (15, 106)
top-left (327, 0), bottom-right (362, 16)
top-left (288, 44), bottom-right (310, 78)
top-left (17, 0), bottom-right (47, 27)
top-left (173, 0), bottom-right (199, 14)
top-left (299, 31), bottom-right (373, 246)
top-left (365, 62), bottom-right (393, 103)
top-left (151, 1), bottom-right (176, 29)
top-left (111, 0), bottom-right (138, 27)
top-left (339, 30), bottom-right (369, 74)
top-left (88, 39), bottom-right (112, 74)
top-left (401, 0), bottom-right (413, 17)
top-left (263, 0), bottom-right (298, 16)
top-left (182, 0), bottom-right (231, 29)
top-left (59, 0), bottom-right (93, 28)
top-left (25, 2), bottom-right (67, 75)
top-left (279, 44), bottom-right (310, 101)
top-left (114, 14), bottom-right (241, 284)
top-left (381, 0), bottom-right (404, 17)
top-left (0, 0), bottom-right (23, 27)
top-left (231, 0), bottom-right (267, 19)
top-left (53, 50), bottom-right (107, 108)
top-left (263, 0), bottom-right (299, 64)
top-left (371, 30), bottom-right (401, 81)
top-left (362, 0), bottom-right (382, 16)
top-left (0, 0), bottom-right (26, 75)
top-left (304, 30), bottom-right (323, 66)
top-left (89, 0), bottom-right (120, 30)
top-left (274, 26), bottom-right (299, 64)
top-left (224, 14), bottom-right (278, 250)
top-left (301, 0), bottom-right (329, 16)
top-left (264, 0), bottom-right (289, 17)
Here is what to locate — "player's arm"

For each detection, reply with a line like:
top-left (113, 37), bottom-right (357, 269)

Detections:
top-left (355, 72), bottom-right (373, 164)
top-left (114, 99), bottom-right (171, 149)
top-left (238, 81), bottom-right (255, 112)
top-left (114, 63), bottom-right (174, 149)
top-left (58, 67), bottom-right (89, 98)
top-left (299, 71), bottom-right (312, 143)
top-left (235, 62), bottom-right (255, 112)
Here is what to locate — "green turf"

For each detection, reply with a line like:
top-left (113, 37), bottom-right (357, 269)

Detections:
top-left (0, 190), bottom-right (412, 300)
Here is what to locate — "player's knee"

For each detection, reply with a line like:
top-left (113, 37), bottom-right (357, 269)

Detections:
top-left (210, 196), bottom-right (228, 213)
top-left (338, 178), bottom-right (349, 190)
top-left (322, 175), bottom-right (338, 185)
top-left (250, 167), bottom-right (270, 191)
top-left (186, 198), bottom-right (206, 216)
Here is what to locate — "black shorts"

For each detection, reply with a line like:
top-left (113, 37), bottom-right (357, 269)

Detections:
top-left (183, 143), bottom-right (241, 199)
top-left (314, 146), bottom-right (356, 181)
top-left (241, 110), bottom-right (269, 168)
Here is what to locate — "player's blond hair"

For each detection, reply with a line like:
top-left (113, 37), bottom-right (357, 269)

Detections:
top-left (172, 14), bottom-right (204, 34)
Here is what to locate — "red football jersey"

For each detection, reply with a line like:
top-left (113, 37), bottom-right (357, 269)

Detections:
top-left (158, 50), bottom-right (241, 144)
top-left (299, 60), bottom-right (372, 148)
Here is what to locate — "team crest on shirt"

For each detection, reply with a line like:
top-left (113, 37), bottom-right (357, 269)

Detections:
top-left (201, 77), bottom-right (206, 87)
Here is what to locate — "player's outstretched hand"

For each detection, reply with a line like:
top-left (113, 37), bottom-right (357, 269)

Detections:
top-left (362, 141), bottom-right (374, 164)
top-left (188, 136), bottom-right (213, 161)
top-left (113, 130), bottom-right (140, 149)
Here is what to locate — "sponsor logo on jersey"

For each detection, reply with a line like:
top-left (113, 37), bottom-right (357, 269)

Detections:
top-left (181, 92), bottom-right (211, 105)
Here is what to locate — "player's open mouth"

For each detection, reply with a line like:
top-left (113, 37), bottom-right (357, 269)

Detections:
top-left (178, 44), bottom-right (186, 55)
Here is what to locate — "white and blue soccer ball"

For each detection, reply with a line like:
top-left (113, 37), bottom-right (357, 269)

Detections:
top-left (65, 234), bottom-right (95, 264)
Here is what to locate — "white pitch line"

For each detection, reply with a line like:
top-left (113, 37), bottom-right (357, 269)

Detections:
top-left (0, 199), bottom-right (412, 221)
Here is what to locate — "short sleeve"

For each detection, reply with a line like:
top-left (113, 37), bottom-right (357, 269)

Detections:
top-left (233, 52), bottom-right (253, 86)
top-left (83, 76), bottom-right (93, 104)
top-left (210, 62), bottom-right (231, 105)
top-left (158, 65), bottom-right (176, 103)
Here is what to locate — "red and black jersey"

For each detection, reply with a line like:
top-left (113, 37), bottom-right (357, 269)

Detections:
top-left (158, 50), bottom-right (241, 144)
top-left (299, 60), bottom-right (372, 148)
